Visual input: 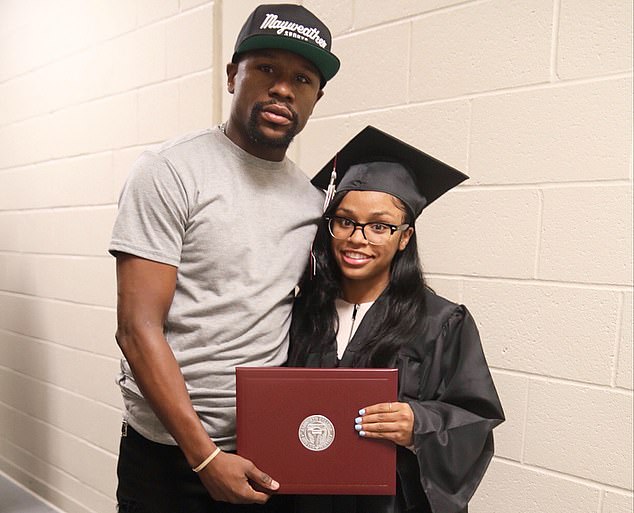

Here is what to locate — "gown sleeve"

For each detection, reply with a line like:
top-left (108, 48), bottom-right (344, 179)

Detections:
top-left (402, 304), bottom-right (504, 513)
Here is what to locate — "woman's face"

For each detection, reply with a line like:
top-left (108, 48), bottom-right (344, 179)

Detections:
top-left (330, 191), bottom-right (413, 301)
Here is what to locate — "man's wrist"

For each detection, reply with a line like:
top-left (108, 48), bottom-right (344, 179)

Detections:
top-left (193, 447), bottom-right (222, 472)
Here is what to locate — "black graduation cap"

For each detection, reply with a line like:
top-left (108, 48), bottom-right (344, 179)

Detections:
top-left (311, 126), bottom-right (468, 218)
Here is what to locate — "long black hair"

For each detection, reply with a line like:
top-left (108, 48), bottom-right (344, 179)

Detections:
top-left (289, 191), bottom-right (428, 367)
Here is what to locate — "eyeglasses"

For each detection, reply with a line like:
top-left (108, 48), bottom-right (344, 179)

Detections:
top-left (325, 216), bottom-right (410, 246)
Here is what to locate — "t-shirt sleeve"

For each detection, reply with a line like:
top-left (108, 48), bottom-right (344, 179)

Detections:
top-left (109, 151), bottom-right (188, 267)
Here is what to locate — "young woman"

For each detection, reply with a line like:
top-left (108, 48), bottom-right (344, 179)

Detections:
top-left (288, 127), bottom-right (504, 513)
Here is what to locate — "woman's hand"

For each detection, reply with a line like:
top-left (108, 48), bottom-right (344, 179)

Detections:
top-left (355, 402), bottom-right (414, 447)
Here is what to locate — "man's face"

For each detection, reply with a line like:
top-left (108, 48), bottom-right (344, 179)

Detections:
top-left (226, 48), bottom-right (324, 159)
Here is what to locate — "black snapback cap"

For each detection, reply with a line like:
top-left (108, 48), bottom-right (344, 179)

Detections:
top-left (312, 126), bottom-right (469, 218)
top-left (233, 4), bottom-right (340, 86)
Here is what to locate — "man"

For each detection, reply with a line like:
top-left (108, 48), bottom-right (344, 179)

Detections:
top-left (109, 4), bottom-right (340, 511)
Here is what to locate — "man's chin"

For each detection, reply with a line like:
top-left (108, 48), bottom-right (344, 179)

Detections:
top-left (248, 124), bottom-right (297, 148)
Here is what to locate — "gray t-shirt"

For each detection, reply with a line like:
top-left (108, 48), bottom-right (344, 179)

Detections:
top-left (109, 127), bottom-right (323, 449)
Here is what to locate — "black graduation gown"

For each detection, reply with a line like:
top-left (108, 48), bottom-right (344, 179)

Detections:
top-left (287, 289), bottom-right (505, 513)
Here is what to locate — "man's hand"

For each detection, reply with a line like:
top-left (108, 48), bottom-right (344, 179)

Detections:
top-left (198, 452), bottom-right (279, 504)
top-left (355, 402), bottom-right (415, 447)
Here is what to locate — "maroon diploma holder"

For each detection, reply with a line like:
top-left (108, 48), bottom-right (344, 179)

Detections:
top-left (236, 367), bottom-right (398, 495)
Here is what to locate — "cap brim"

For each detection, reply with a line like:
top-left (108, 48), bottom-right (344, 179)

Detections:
top-left (311, 126), bottom-right (469, 212)
top-left (234, 35), bottom-right (340, 83)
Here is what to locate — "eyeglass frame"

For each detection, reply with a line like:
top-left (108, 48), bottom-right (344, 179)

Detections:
top-left (324, 215), bottom-right (411, 246)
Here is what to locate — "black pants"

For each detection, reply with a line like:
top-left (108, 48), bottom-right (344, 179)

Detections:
top-left (117, 425), bottom-right (292, 513)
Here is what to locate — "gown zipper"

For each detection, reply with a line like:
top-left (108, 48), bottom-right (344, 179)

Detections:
top-left (348, 303), bottom-right (360, 345)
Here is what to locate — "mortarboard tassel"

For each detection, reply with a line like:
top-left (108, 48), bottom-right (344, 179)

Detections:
top-left (312, 154), bottom-right (338, 278)
top-left (322, 153), bottom-right (338, 212)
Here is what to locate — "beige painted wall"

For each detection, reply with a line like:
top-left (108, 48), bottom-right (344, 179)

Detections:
top-left (0, 1), bottom-right (632, 512)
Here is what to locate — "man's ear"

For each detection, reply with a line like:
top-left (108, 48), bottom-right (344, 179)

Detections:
top-left (226, 62), bottom-right (238, 94)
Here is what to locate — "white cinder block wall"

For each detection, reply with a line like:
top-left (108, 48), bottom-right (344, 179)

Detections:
top-left (0, 1), bottom-right (631, 512)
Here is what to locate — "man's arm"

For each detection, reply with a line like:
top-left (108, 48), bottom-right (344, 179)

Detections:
top-left (115, 253), bottom-right (279, 504)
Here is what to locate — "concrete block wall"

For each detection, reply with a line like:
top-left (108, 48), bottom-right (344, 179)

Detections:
top-left (0, 1), bottom-right (631, 512)
top-left (294, 1), bottom-right (633, 512)
top-left (0, 1), bottom-right (214, 512)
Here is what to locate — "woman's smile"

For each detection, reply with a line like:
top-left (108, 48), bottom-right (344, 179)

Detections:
top-left (340, 250), bottom-right (373, 265)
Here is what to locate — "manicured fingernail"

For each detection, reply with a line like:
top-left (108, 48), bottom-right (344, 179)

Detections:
top-left (358, 408), bottom-right (365, 416)
top-left (355, 424), bottom-right (362, 431)
top-left (359, 430), bottom-right (366, 437)
top-left (355, 416), bottom-right (362, 424)
top-left (271, 480), bottom-right (280, 490)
